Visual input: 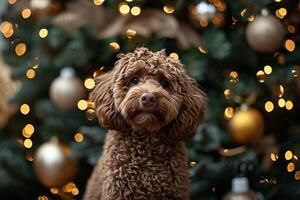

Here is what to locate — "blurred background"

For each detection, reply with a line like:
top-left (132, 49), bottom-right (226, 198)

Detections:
top-left (0, 0), bottom-right (300, 199)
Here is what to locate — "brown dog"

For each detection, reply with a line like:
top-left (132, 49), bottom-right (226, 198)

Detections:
top-left (84, 47), bottom-right (205, 200)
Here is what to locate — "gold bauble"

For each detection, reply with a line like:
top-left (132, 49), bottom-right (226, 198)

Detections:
top-left (229, 108), bottom-right (264, 145)
top-left (246, 14), bottom-right (285, 53)
top-left (33, 138), bottom-right (78, 188)
top-left (50, 68), bottom-right (85, 110)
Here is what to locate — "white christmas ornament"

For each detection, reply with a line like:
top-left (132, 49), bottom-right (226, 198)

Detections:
top-left (50, 67), bottom-right (85, 110)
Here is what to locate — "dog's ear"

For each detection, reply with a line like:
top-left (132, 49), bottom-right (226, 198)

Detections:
top-left (89, 73), bottom-right (129, 130)
top-left (166, 76), bottom-right (206, 141)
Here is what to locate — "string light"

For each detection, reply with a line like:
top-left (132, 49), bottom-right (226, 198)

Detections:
top-left (50, 188), bottom-right (59, 194)
top-left (287, 162), bottom-right (295, 172)
top-left (198, 46), bottom-right (207, 54)
top-left (23, 124), bottom-right (34, 137)
top-left (287, 25), bottom-right (295, 33)
top-left (126, 29), bottom-right (136, 39)
top-left (285, 150), bottom-right (293, 160)
top-left (224, 89), bottom-right (231, 99)
top-left (256, 70), bottom-right (266, 83)
top-left (265, 101), bottom-right (274, 112)
top-left (26, 69), bottom-right (36, 79)
top-left (240, 8), bottom-right (247, 17)
top-left (15, 43), bottom-right (27, 56)
top-left (270, 153), bottom-right (277, 161)
top-left (285, 100), bottom-right (293, 110)
top-left (39, 28), bottom-right (48, 38)
top-left (74, 133), bottom-right (84, 142)
top-left (285, 39), bottom-right (295, 52)
top-left (21, 8), bottom-right (31, 19)
top-left (247, 15), bottom-right (255, 21)
top-left (131, 6), bottom-right (141, 16)
top-left (84, 78), bottom-right (95, 89)
top-left (169, 53), bottom-right (179, 60)
top-left (23, 139), bottom-right (33, 148)
top-left (264, 65), bottom-right (272, 74)
top-left (278, 98), bottom-right (286, 108)
top-left (8, 0), bottom-right (17, 4)
top-left (109, 42), bottom-right (120, 51)
top-left (77, 100), bottom-right (88, 110)
top-left (25, 152), bottom-right (34, 161)
top-left (279, 85), bottom-right (284, 97)
top-left (119, 3), bottom-right (130, 16)
top-left (20, 104), bottom-right (30, 115)
top-left (71, 188), bottom-right (79, 195)
top-left (190, 161), bottom-right (197, 167)
top-left (86, 108), bottom-right (96, 121)
top-left (37, 196), bottom-right (48, 200)
top-left (0, 21), bottom-right (14, 38)
top-left (229, 71), bottom-right (238, 83)
top-left (93, 0), bottom-right (104, 6)
top-left (224, 107), bottom-right (234, 119)
top-left (163, 5), bottom-right (175, 14)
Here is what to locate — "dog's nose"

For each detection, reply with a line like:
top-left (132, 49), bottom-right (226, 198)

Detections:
top-left (140, 93), bottom-right (156, 107)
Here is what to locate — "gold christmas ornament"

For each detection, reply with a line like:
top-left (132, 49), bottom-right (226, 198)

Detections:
top-left (229, 108), bottom-right (264, 145)
top-left (33, 138), bottom-right (78, 188)
top-left (50, 68), bottom-right (85, 110)
top-left (246, 14), bottom-right (285, 53)
top-left (0, 54), bottom-right (19, 128)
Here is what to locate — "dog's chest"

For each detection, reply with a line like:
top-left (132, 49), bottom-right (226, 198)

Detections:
top-left (102, 131), bottom-right (188, 199)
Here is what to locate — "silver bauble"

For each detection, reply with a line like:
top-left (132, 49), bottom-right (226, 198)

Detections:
top-left (50, 68), bottom-right (85, 110)
top-left (33, 138), bottom-right (78, 188)
top-left (246, 15), bottom-right (285, 53)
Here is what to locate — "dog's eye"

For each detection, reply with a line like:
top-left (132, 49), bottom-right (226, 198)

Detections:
top-left (160, 80), bottom-right (169, 88)
top-left (130, 77), bottom-right (139, 85)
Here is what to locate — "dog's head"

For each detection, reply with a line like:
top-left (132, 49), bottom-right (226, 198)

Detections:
top-left (90, 47), bottom-right (205, 141)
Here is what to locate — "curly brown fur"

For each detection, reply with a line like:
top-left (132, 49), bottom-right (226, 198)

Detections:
top-left (84, 47), bottom-right (206, 200)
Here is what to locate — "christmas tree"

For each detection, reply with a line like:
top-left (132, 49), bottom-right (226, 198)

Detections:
top-left (1, 0), bottom-right (300, 199)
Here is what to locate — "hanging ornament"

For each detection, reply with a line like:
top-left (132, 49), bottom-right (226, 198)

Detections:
top-left (33, 138), bottom-right (78, 188)
top-left (0, 54), bottom-right (19, 128)
top-left (50, 68), bottom-right (85, 110)
top-left (229, 107), bottom-right (264, 145)
top-left (246, 12), bottom-right (285, 53)
top-left (189, 1), bottom-right (226, 28)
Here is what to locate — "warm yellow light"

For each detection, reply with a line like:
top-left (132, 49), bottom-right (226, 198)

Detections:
top-left (279, 85), bottom-right (284, 97)
top-left (21, 8), bottom-right (31, 19)
top-left (198, 46), bottom-right (207, 54)
top-left (87, 101), bottom-right (95, 109)
top-left (287, 162), bottom-right (295, 172)
top-left (74, 133), bottom-right (84, 142)
top-left (278, 8), bottom-right (287, 16)
top-left (200, 18), bottom-right (208, 27)
top-left (84, 78), bottom-right (95, 89)
top-left (93, 0), bottom-right (104, 6)
top-left (71, 188), bottom-right (79, 195)
top-left (63, 182), bottom-right (76, 192)
top-left (119, 3), bottom-right (130, 15)
top-left (50, 188), bottom-right (59, 194)
top-left (224, 89), bottom-right (231, 99)
top-left (169, 52), bottom-right (179, 60)
top-left (287, 25), bottom-right (295, 33)
top-left (77, 100), bottom-right (88, 110)
top-left (163, 5), bottom-right (175, 14)
top-left (8, 0), bottom-right (17, 4)
top-left (256, 70), bottom-right (266, 83)
top-left (285, 100), bottom-right (293, 110)
top-left (39, 28), bottom-right (48, 38)
top-left (38, 196), bottom-right (48, 200)
top-left (23, 139), bottom-right (33, 148)
top-left (26, 69), bottom-right (36, 79)
top-left (278, 98), bottom-right (286, 108)
top-left (285, 39), bottom-right (295, 52)
top-left (285, 150), bottom-right (293, 160)
top-left (0, 21), bottom-right (14, 38)
top-left (109, 42), bottom-right (120, 51)
top-left (224, 107), bottom-right (234, 119)
top-left (265, 101), bottom-right (274, 112)
top-left (24, 124), bottom-right (34, 135)
top-left (270, 153), bottom-right (277, 161)
top-left (247, 15), bottom-right (255, 21)
top-left (126, 29), bottom-right (136, 39)
top-left (275, 0), bottom-right (281, 2)
top-left (229, 71), bottom-right (238, 80)
top-left (25, 153), bottom-right (34, 161)
top-left (15, 43), bottom-right (27, 56)
top-left (240, 8), bottom-right (247, 17)
top-left (20, 104), bottom-right (30, 115)
top-left (86, 108), bottom-right (96, 121)
top-left (131, 6), bottom-right (141, 16)
top-left (264, 65), bottom-right (272, 74)
top-left (190, 161), bottom-right (197, 167)
top-left (295, 171), bottom-right (300, 180)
